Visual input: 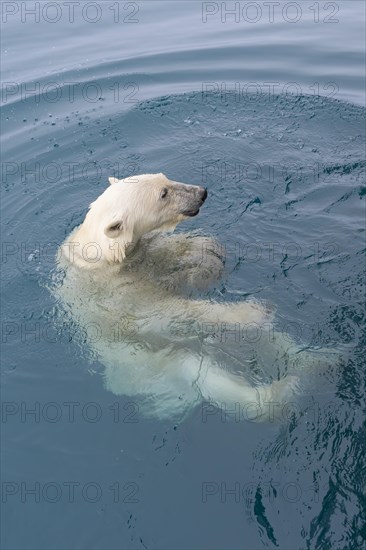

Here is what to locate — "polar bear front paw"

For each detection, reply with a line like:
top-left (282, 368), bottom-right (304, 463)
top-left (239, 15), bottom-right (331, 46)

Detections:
top-left (219, 300), bottom-right (274, 326)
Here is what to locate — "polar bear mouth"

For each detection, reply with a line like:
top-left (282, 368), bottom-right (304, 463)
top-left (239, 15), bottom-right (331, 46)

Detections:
top-left (182, 209), bottom-right (200, 217)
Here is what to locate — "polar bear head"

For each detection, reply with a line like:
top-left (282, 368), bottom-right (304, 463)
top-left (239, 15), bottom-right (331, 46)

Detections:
top-left (63, 173), bottom-right (208, 266)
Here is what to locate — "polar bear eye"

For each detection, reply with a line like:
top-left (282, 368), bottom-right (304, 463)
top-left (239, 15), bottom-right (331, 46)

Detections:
top-left (160, 187), bottom-right (168, 199)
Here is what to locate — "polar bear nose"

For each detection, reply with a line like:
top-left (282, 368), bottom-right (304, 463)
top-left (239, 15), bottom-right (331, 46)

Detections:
top-left (199, 187), bottom-right (208, 202)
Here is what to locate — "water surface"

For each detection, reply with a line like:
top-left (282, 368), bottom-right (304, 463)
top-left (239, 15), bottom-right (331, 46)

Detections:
top-left (1, 2), bottom-right (365, 549)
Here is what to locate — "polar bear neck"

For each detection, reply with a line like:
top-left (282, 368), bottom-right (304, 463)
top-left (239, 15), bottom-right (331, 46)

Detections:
top-left (60, 220), bottom-right (142, 268)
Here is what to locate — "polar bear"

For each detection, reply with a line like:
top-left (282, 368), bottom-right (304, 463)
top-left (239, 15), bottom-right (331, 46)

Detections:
top-left (54, 173), bottom-right (301, 420)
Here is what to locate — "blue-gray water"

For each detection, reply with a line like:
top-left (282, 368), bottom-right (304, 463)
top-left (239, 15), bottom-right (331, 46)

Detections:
top-left (1, 2), bottom-right (365, 549)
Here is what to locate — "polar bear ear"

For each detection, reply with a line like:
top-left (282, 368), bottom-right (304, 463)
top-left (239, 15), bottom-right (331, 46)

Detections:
top-left (108, 177), bottom-right (120, 185)
top-left (104, 220), bottom-right (123, 238)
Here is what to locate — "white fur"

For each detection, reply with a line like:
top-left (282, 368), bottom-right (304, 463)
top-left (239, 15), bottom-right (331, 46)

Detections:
top-left (55, 173), bottom-right (301, 420)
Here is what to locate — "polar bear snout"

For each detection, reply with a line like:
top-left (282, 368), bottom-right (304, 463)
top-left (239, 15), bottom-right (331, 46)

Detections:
top-left (179, 185), bottom-right (208, 217)
top-left (199, 187), bottom-right (208, 202)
